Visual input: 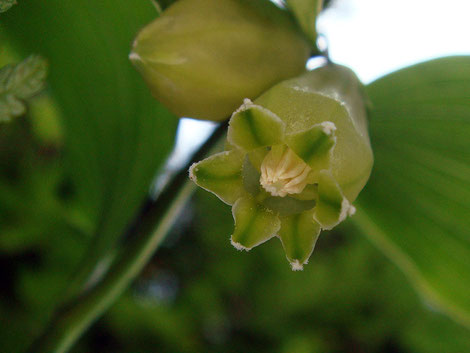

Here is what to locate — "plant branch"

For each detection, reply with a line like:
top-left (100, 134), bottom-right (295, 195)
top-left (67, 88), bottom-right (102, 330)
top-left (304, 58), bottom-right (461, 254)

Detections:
top-left (29, 121), bottom-right (228, 353)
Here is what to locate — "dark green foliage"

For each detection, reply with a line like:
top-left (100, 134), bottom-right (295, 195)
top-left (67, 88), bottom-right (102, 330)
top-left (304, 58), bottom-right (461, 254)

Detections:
top-left (1, 1), bottom-right (469, 352)
top-left (89, 190), bottom-right (470, 353)
top-left (2, 0), bottom-right (178, 274)
top-left (0, 0), bottom-right (16, 13)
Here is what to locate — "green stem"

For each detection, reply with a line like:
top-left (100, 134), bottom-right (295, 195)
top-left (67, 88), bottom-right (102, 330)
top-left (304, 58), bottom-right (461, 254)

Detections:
top-left (29, 122), bottom-right (227, 353)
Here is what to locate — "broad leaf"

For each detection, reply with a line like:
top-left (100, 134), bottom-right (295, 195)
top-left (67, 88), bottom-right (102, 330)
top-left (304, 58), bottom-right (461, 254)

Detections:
top-left (356, 56), bottom-right (470, 328)
top-left (2, 2), bottom-right (177, 266)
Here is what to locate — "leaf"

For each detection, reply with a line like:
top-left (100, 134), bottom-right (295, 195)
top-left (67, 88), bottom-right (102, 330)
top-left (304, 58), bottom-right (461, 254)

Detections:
top-left (355, 56), bottom-right (470, 328)
top-left (0, 55), bottom-right (47, 122)
top-left (0, 0), bottom-right (16, 13)
top-left (2, 1), bottom-right (178, 273)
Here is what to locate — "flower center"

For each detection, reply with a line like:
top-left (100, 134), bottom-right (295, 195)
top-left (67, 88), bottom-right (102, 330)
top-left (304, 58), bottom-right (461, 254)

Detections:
top-left (260, 145), bottom-right (311, 197)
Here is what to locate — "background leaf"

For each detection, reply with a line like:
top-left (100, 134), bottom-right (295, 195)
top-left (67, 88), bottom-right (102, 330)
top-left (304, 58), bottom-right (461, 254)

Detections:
top-left (355, 56), bottom-right (470, 328)
top-left (0, 0), bottom-right (16, 13)
top-left (2, 1), bottom-right (178, 265)
top-left (0, 55), bottom-right (47, 122)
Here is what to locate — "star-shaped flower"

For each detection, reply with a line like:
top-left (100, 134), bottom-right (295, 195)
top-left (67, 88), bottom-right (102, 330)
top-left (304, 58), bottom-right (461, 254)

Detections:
top-left (190, 65), bottom-right (373, 270)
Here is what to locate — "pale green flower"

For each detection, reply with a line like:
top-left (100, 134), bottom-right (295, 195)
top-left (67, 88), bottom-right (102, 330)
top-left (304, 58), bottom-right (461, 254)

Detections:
top-left (190, 64), bottom-right (373, 270)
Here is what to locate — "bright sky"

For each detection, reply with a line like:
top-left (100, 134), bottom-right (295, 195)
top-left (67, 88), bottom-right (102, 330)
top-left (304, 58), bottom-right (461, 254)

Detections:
top-left (171, 0), bottom-right (470, 166)
top-left (318, 0), bottom-right (470, 83)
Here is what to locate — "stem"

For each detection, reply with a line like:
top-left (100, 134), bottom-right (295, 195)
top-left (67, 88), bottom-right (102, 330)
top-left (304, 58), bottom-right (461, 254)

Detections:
top-left (29, 122), bottom-right (227, 353)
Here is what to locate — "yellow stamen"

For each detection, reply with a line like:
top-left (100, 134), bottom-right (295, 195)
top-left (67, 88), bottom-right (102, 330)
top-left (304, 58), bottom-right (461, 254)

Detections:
top-left (260, 145), bottom-right (311, 197)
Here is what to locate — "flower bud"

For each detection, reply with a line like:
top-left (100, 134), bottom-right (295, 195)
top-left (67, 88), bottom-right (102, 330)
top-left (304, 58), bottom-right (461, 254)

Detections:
top-left (190, 64), bottom-right (373, 270)
top-left (130, 0), bottom-right (311, 121)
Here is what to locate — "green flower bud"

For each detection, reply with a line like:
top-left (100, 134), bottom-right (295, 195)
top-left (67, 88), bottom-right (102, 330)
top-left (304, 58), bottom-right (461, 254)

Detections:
top-left (190, 64), bottom-right (373, 270)
top-left (130, 0), bottom-right (311, 121)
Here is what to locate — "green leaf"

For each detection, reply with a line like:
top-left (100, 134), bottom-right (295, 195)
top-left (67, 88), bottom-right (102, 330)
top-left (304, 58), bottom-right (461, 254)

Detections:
top-left (0, 55), bottom-right (47, 122)
top-left (285, 0), bottom-right (323, 44)
top-left (2, 0), bottom-right (178, 277)
top-left (356, 56), bottom-right (470, 328)
top-left (0, 0), bottom-right (16, 13)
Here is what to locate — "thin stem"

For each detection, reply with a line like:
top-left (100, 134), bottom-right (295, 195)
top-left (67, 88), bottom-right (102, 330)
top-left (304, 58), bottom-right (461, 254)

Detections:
top-left (29, 122), bottom-right (227, 353)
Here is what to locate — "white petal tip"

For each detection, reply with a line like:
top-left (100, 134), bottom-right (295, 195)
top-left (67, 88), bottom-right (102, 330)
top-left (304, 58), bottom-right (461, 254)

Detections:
top-left (290, 260), bottom-right (304, 271)
top-left (128, 52), bottom-right (141, 62)
top-left (348, 205), bottom-right (356, 216)
top-left (231, 239), bottom-right (251, 251)
top-left (188, 163), bottom-right (198, 181)
top-left (339, 198), bottom-right (352, 223)
top-left (321, 121), bottom-right (336, 135)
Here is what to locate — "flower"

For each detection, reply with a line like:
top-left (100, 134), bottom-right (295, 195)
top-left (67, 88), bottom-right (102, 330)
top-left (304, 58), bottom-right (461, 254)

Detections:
top-left (130, 0), bottom-right (311, 121)
top-left (190, 64), bottom-right (373, 270)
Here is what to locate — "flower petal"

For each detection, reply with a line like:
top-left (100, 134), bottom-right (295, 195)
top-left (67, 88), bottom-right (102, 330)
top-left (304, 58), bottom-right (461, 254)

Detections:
top-left (285, 121), bottom-right (336, 170)
top-left (228, 99), bottom-right (285, 151)
top-left (313, 170), bottom-right (355, 230)
top-left (189, 150), bottom-right (245, 205)
top-left (278, 210), bottom-right (321, 271)
top-left (262, 196), bottom-right (315, 216)
top-left (231, 195), bottom-right (281, 251)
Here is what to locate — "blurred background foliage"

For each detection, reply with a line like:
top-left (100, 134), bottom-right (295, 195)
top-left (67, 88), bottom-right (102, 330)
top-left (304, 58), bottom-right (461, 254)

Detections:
top-left (1, 0), bottom-right (470, 352)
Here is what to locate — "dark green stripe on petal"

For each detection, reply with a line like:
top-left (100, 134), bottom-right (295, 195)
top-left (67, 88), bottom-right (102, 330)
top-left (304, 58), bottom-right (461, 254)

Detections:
top-left (262, 196), bottom-right (315, 216)
top-left (231, 195), bottom-right (281, 250)
top-left (278, 211), bottom-right (321, 271)
top-left (285, 122), bottom-right (336, 170)
top-left (228, 100), bottom-right (285, 151)
top-left (313, 170), bottom-right (354, 230)
top-left (189, 150), bottom-right (245, 205)
top-left (242, 155), bottom-right (261, 196)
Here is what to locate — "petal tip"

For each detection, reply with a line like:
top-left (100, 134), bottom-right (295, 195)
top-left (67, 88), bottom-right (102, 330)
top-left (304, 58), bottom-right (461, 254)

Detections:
top-left (290, 259), bottom-right (305, 271)
top-left (188, 162), bottom-right (198, 181)
top-left (231, 238), bottom-right (251, 251)
top-left (321, 121), bottom-right (336, 135)
top-left (348, 204), bottom-right (356, 216)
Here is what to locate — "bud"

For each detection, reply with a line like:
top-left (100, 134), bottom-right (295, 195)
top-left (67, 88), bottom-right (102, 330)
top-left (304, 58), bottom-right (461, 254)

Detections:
top-left (190, 64), bottom-right (373, 270)
top-left (130, 0), bottom-right (311, 121)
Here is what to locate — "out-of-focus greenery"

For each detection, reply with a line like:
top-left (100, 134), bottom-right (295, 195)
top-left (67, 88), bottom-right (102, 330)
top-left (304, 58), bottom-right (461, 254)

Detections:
top-left (1, 1), bottom-right (470, 352)
top-left (2, 124), bottom-right (470, 352)
top-left (94, 190), bottom-right (470, 353)
top-left (0, 0), bottom-right (16, 13)
top-left (1, 0), bottom-right (178, 297)
top-left (357, 57), bottom-right (470, 328)
top-left (0, 55), bottom-right (48, 122)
